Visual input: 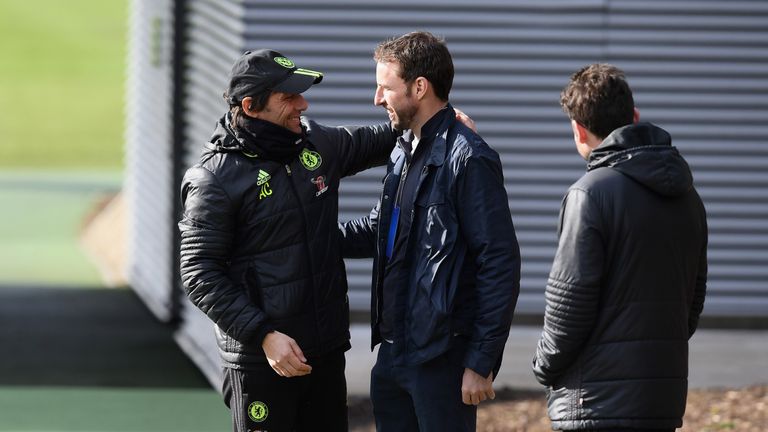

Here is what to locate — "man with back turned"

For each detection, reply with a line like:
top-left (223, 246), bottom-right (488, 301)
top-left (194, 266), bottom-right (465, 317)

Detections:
top-left (532, 63), bottom-right (708, 431)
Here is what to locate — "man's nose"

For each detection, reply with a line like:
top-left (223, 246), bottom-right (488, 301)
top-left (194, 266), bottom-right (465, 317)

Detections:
top-left (374, 87), bottom-right (384, 106)
top-left (295, 94), bottom-right (309, 111)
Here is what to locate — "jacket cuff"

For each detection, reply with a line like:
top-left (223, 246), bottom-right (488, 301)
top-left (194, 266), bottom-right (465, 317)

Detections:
top-left (250, 323), bottom-right (275, 347)
top-left (531, 355), bottom-right (554, 386)
top-left (463, 349), bottom-right (495, 379)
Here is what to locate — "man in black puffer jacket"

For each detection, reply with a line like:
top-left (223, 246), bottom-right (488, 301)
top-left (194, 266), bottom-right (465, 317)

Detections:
top-left (532, 64), bottom-right (708, 431)
top-left (178, 49), bottom-right (398, 432)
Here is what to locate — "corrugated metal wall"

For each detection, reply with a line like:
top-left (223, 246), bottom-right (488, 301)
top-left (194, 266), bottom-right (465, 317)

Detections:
top-left (172, 0), bottom-right (249, 385)
top-left (126, 0), bottom-right (176, 322)
top-left (175, 0), bottom-right (768, 316)
top-left (128, 0), bottom-right (768, 385)
top-left (175, 0), bottom-right (609, 320)
top-left (606, 1), bottom-right (768, 316)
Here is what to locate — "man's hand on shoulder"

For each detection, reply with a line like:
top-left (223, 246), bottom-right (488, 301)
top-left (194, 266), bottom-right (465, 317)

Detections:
top-left (261, 331), bottom-right (312, 377)
top-left (454, 108), bottom-right (477, 133)
top-left (461, 368), bottom-right (495, 405)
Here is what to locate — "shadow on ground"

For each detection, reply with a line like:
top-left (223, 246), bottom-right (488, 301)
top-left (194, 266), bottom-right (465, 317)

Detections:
top-left (0, 284), bottom-right (209, 388)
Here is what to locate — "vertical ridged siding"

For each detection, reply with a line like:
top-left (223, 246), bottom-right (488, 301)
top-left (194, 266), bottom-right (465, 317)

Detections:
top-left (126, 0), bottom-right (175, 321)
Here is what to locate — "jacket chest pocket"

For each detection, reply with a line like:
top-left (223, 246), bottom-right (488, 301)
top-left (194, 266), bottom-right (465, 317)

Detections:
top-left (414, 189), bottom-right (454, 254)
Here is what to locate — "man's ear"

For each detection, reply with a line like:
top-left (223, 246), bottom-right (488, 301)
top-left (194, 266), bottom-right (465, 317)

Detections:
top-left (633, 107), bottom-right (640, 123)
top-left (572, 120), bottom-right (590, 145)
top-left (241, 96), bottom-right (259, 118)
top-left (413, 77), bottom-right (429, 100)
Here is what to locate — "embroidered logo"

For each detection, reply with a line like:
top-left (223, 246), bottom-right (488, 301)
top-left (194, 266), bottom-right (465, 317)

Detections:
top-left (311, 175), bottom-right (329, 197)
top-left (299, 148), bottom-right (322, 171)
top-left (256, 169), bottom-right (271, 186)
top-left (273, 56), bottom-right (295, 68)
top-left (259, 182), bottom-right (273, 200)
top-left (248, 401), bottom-right (269, 422)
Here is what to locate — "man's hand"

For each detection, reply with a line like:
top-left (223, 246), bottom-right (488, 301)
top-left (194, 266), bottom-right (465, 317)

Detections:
top-left (461, 368), bottom-right (495, 405)
top-left (454, 108), bottom-right (478, 133)
top-left (261, 331), bottom-right (312, 377)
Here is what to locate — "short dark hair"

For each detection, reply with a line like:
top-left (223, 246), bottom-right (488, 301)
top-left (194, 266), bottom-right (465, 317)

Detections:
top-left (560, 63), bottom-right (635, 139)
top-left (224, 90), bottom-right (271, 129)
top-left (374, 31), bottom-right (454, 101)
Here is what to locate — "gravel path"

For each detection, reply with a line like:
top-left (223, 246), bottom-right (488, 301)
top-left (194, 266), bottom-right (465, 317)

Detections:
top-left (349, 385), bottom-right (767, 431)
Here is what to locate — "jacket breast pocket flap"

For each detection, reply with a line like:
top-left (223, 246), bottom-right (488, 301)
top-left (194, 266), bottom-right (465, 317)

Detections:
top-left (414, 188), bottom-right (445, 208)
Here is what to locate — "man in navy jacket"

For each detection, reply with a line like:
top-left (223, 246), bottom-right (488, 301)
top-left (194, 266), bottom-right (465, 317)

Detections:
top-left (341, 31), bottom-right (521, 431)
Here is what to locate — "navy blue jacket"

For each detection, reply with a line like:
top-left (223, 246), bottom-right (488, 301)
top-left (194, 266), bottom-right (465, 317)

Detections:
top-left (341, 106), bottom-right (521, 378)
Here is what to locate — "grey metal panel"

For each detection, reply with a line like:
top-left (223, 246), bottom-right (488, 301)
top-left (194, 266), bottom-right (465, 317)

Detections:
top-left (170, 1), bottom-right (599, 384)
top-left (606, 0), bottom-right (768, 316)
top-left (233, 2), bottom-right (606, 316)
top-left (181, 0), bottom-right (244, 170)
top-left (175, 0), bottom-right (244, 388)
top-left (169, 0), bottom-right (768, 334)
top-left (173, 0), bottom-right (248, 388)
top-left (177, 0), bottom-right (768, 318)
top-left (126, 0), bottom-right (176, 321)
top-left (176, 296), bottom-right (222, 389)
top-left (150, 0), bottom-right (768, 391)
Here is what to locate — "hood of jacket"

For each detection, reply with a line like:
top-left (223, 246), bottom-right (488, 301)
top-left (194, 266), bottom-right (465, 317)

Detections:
top-left (587, 122), bottom-right (693, 197)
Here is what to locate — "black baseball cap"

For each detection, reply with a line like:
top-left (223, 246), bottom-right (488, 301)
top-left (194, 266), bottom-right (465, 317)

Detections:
top-left (225, 49), bottom-right (323, 105)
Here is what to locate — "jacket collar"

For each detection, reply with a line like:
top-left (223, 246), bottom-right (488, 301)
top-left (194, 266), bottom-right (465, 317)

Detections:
top-left (397, 104), bottom-right (454, 167)
top-left (207, 113), bottom-right (307, 164)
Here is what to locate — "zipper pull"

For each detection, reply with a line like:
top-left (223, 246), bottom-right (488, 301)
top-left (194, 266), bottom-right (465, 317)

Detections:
top-left (285, 164), bottom-right (292, 176)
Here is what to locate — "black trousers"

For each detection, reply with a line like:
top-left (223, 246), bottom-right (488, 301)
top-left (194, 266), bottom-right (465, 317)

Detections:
top-left (370, 339), bottom-right (476, 432)
top-left (222, 350), bottom-right (347, 432)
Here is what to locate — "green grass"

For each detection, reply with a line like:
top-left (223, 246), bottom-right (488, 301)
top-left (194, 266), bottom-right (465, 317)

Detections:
top-left (0, 387), bottom-right (230, 431)
top-left (0, 171), bottom-right (120, 286)
top-left (0, 0), bottom-right (126, 169)
top-left (0, 5), bottom-right (234, 430)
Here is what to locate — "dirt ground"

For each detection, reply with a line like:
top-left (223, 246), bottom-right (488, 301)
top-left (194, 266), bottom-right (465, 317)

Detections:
top-left (349, 385), bottom-right (767, 431)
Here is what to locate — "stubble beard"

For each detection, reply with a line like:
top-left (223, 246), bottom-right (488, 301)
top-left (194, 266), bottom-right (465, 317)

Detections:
top-left (391, 102), bottom-right (418, 132)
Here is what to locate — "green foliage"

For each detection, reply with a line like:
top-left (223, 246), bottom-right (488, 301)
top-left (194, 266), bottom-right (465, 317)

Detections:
top-left (0, 0), bottom-right (127, 168)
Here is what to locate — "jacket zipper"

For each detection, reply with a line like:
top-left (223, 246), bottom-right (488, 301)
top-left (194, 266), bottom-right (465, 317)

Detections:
top-left (374, 155), bottom-right (406, 334)
top-left (284, 163), bottom-right (321, 341)
top-left (374, 146), bottom-right (411, 341)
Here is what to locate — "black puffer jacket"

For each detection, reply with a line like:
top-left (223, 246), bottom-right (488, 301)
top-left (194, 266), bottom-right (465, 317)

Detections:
top-left (532, 122), bottom-right (708, 430)
top-left (179, 114), bottom-right (395, 368)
